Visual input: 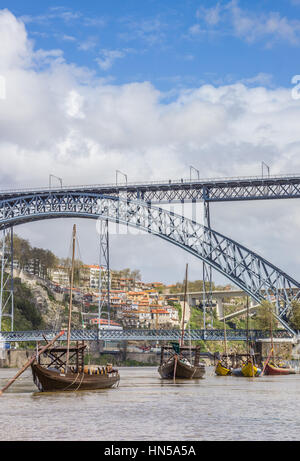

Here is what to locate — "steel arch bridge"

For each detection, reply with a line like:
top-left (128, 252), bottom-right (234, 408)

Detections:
top-left (0, 191), bottom-right (299, 334)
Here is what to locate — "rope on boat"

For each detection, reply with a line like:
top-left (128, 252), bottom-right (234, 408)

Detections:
top-left (60, 371), bottom-right (83, 392)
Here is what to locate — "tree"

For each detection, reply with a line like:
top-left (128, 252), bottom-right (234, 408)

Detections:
top-left (131, 269), bottom-right (141, 282)
top-left (254, 300), bottom-right (275, 331)
top-left (13, 235), bottom-right (31, 269)
top-left (289, 300), bottom-right (300, 331)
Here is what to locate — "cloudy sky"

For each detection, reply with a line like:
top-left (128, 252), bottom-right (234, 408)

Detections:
top-left (1, 0), bottom-right (300, 285)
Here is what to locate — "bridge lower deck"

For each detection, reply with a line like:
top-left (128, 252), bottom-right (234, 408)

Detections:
top-left (0, 329), bottom-right (294, 342)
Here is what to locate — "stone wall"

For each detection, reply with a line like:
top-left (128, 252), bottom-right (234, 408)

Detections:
top-left (0, 350), bottom-right (30, 368)
top-left (126, 352), bottom-right (160, 365)
top-left (255, 340), bottom-right (293, 360)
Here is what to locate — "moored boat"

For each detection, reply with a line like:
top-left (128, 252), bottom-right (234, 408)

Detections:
top-left (31, 360), bottom-right (120, 392)
top-left (158, 345), bottom-right (205, 379)
top-left (264, 362), bottom-right (296, 376)
top-left (159, 264), bottom-right (205, 380)
top-left (215, 360), bottom-right (231, 376)
top-left (241, 360), bottom-right (261, 377)
top-left (31, 224), bottom-right (120, 393)
top-left (231, 367), bottom-right (243, 377)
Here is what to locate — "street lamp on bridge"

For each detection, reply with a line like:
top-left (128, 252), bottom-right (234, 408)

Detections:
top-left (49, 174), bottom-right (63, 189)
top-left (190, 166), bottom-right (200, 181)
top-left (116, 170), bottom-right (128, 185)
top-left (261, 162), bottom-right (270, 178)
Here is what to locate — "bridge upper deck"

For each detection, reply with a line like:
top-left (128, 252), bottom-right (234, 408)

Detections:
top-left (1, 173), bottom-right (300, 203)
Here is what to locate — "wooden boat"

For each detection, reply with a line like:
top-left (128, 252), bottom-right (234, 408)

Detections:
top-left (241, 360), bottom-right (261, 377)
top-left (260, 304), bottom-right (295, 377)
top-left (215, 360), bottom-right (231, 376)
top-left (231, 367), bottom-right (243, 377)
top-left (264, 362), bottom-right (296, 376)
top-left (31, 361), bottom-right (119, 392)
top-left (30, 224), bottom-right (120, 393)
top-left (158, 345), bottom-right (205, 379)
top-left (158, 266), bottom-right (205, 380)
top-left (215, 303), bottom-right (231, 376)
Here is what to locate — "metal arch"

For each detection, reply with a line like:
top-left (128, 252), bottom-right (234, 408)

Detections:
top-left (0, 191), bottom-right (299, 333)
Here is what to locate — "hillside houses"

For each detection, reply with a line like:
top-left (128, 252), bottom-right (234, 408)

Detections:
top-left (47, 264), bottom-right (180, 329)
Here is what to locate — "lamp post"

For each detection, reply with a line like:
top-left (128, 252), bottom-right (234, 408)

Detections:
top-left (116, 170), bottom-right (128, 185)
top-left (190, 166), bottom-right (200, 181)
top-left (261, 162), bottom-right (270, 178)
top-left (49, 174), bottom-right (63, 189)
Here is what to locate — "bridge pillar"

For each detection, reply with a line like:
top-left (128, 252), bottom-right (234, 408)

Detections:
top-left (202, 190), bottom-right (213, 329)
top-left (97, 219), bottom-right (111, 330)
top-left (216, 298), bottom-right (224, 319)
top-left (189, 296), bottom-right (197, 307)
top-left (0, 227), bottom-right (14, 332)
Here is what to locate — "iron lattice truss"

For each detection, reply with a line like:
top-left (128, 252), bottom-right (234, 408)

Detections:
top-left (2, 175), bottom-right (300, 203)
top-left (0, 328), bottom-right (293, 343)
top-left (0, 192), bottom-right (300, 332)
top-left (98, 218), bottom-right (111, 325)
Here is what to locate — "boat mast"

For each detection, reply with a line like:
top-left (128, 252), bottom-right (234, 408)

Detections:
top-left (223, 305), bottom-right (228, 366)
top-left (66, 224), bottom-right (76, 371)
top-left (270, 302), bottom-right (274, 361)
top-left (180, 263), bottom-right (188, 347)
top-left (246, 296), bottom-right (249, 356)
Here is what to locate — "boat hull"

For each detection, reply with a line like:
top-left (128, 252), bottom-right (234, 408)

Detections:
top-left (158, 356), bottom-right (205, 379)
top-left (231, 367), bottom-right (243, 376)
top-left (31, 363), bottom-right (120, 392)
top-left (264, 363), bottom-right (295, 375)
top-left (241, 361), bottom-right (261, 377)
top-left (215, 361), bottom-right (231, 376)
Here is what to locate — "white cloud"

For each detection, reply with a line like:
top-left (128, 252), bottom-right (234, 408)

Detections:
top-left (188, 24), bottom-right (202, 36)
top-left (194, 0), bottom-right (300, 47)
top-left (21, 7), bottom-right (82, 25)
top-left (239, 73), bottom-right (273, 87)
top-left (197, 2), bottom-right (222, 25)
top-left (1, 9), bottom-right (300, 283)
top-left (62, 34), bottom-right (76, 42)
top-left (119, 17), bottom-right (166, 46)
top-left (96, 49), bottom-right (126, 70)
top-left (78, 36), bottom-right (98, 51)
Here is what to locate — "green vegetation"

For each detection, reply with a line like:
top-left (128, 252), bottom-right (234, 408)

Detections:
top-left (12, 234), bottom-right (58, 277)
top-left (171, 302), bottom-right (182, 321)
top-left (289, 300), bottom-right (300, 331)
top-left (252, 300), bottom-right (274, 331)
top-left (186, 301), bottom-right (250, 354)
top-left (1, 277), bottom-right (45, 331)
top-left (113, 268), bottom-right (141, 282)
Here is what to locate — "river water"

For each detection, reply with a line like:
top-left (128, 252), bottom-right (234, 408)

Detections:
top-left (0, 366), bottom-right (300, 441)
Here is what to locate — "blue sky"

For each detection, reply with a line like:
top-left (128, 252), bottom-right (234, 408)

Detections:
top-left (3, 0), bottom-right (300, 92)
